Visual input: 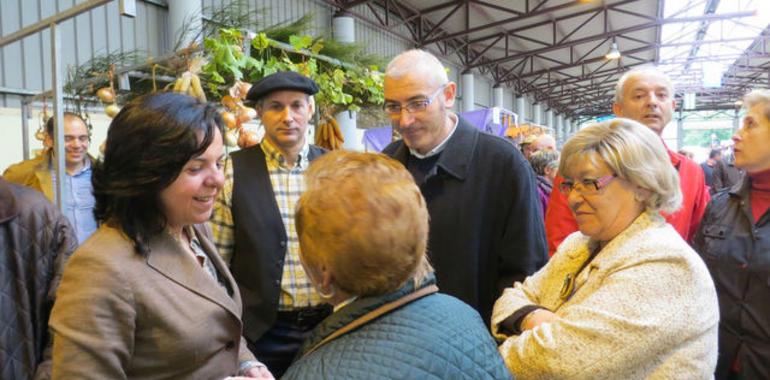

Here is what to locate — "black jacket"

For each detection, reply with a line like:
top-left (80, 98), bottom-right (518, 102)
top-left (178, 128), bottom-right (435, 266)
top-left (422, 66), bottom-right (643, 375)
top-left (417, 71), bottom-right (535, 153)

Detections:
top-left (0, 178), bottom-right (76, 380)
top-left (693, 176), bottom-right (770, 380)
top-left (383, 116), bottom-right (548, 323)
top-left (228, 144), bottom-right (325, 341)
top-left (712, 160), bottom-right (744, 193)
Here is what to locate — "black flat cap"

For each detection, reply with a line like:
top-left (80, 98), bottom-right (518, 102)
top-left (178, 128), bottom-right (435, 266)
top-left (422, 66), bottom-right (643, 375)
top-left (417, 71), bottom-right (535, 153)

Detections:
top-left (246, 71), bottom-right (320, 103)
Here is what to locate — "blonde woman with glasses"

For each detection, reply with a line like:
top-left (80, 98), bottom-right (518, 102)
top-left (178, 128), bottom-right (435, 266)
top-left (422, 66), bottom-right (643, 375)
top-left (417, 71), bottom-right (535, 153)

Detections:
top-left (492, 118), bottom-right (719, 379)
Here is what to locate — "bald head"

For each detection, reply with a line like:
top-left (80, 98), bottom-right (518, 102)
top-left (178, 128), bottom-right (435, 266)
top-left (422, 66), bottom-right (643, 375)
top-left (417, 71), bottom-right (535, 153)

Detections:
top-left (522, 133), bottom-right (556, 159)
top-left (386, 49), bottom-right (449, 88)
top-left (532, 134), bottom-right (556, 152)
top-left (383, 49), bottom-right (457, 155)
top-left (614, 67), bottom-right (674, 105)
top-left (612, 66), bottom-right (677, 135)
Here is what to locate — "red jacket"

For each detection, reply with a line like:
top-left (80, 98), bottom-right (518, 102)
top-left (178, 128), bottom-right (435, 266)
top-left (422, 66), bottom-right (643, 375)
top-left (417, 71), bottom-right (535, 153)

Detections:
top-left (545, 149), bottom-right (710, 256)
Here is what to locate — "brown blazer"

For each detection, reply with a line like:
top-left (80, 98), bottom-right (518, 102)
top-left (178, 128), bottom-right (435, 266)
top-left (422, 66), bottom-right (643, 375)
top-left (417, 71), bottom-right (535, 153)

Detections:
top-left (3, 150), bottom-right (98, 202)
top-left (3, 152), bottom-right (55, 200)
top-left (50, 223), bottom-right (257, 379)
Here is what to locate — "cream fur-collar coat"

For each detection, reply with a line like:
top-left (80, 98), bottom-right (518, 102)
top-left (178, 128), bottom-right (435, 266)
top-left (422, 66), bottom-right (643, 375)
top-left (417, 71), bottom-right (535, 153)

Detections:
top-left (492, 212), bottom-right (719, 379)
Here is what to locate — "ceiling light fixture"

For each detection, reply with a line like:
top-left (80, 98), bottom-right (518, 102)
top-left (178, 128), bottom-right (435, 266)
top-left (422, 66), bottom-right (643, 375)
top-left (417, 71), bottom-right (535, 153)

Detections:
top-left (605, 41), bottom-right (621, 60)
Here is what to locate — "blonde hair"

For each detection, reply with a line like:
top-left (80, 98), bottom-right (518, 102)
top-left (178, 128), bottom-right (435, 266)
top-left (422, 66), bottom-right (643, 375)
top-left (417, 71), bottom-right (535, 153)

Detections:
top-left (559, 118), bottom-right (682, 213)
top-left (296, 151), bottom-right (432, 297)
top-left (743, 89), bottom-right (770, 121)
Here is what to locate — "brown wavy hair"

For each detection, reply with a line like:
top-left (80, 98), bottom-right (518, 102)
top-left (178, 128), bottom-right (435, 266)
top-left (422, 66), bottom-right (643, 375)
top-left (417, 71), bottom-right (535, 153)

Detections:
top-left (296, 151), bottom-right (431, 297)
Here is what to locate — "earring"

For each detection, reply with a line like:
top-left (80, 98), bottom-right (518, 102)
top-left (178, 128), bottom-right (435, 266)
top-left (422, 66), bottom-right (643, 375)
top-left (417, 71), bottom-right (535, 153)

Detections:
top-left (316, 283), bottom-right (336, 299)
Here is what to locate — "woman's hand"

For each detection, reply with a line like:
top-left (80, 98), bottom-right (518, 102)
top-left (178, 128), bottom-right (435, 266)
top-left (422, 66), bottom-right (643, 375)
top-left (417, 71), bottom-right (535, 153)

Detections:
top-left (232, 362), bottom-right (275, 379)
top-left (242, 365), bottom-right (275, 379)
top-left (520, 308), bottom-right (557, 331)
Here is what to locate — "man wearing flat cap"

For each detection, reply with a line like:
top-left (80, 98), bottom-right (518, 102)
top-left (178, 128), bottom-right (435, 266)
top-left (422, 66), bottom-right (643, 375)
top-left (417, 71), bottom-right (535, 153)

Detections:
top-left (211, 71), bottom-right (328, 377)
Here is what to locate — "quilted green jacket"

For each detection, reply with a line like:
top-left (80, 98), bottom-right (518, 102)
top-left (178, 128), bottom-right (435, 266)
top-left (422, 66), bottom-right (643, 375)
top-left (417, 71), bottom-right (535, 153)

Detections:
top-left (283, 274), bottom-right (512, 380)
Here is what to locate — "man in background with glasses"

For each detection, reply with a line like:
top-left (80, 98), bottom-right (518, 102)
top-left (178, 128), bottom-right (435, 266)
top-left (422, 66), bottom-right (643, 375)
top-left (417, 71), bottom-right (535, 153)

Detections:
top-left (3, 112), bottom-right (97, 244)
top-left (382, 49), bottom-right (548, 325)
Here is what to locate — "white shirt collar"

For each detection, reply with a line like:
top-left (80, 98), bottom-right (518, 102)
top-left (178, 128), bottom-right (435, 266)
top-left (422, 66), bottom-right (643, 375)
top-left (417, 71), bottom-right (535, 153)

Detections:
top-left (408, 113), bottom-right (459, 159)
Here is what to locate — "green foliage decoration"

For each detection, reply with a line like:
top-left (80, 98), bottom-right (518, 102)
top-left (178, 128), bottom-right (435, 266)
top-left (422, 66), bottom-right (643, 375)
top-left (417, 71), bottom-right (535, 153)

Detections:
top-left (64, 9), bottom-right (386, 128)
top-left (201, 26), bottom-right (384, 119)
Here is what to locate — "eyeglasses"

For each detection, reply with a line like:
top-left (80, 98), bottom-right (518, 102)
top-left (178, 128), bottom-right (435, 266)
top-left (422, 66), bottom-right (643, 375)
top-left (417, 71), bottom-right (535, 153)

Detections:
top-left (64, 136), bottom-right (90, 143)
top-left (384, 85), bottom-right (447, 115)
top-left (559, 174), bottom-right (617, 195)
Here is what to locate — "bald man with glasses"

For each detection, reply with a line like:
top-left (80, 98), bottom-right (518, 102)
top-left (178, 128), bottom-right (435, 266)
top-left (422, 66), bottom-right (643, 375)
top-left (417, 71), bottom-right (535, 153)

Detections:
top-left (382, 49), bottom-right (547, 324)
top-left (4, 112), bottom-right (97, 244)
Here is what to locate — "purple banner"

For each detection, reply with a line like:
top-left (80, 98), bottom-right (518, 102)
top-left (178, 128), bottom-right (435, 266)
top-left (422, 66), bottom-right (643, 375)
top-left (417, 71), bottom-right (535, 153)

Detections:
top-left (362, 108), bottom-right (516, 152)
top-left (363, 126), bottom-right (393, 152)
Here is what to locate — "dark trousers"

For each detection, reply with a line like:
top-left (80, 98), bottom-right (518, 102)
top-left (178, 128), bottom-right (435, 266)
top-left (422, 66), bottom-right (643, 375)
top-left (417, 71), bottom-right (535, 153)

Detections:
top-left (248, 305), bottom-right (331, 377)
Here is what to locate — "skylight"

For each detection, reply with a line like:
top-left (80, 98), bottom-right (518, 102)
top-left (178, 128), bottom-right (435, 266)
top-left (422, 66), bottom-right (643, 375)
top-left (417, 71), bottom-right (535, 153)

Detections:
top-left (658, 0), bottom-right (769, 93)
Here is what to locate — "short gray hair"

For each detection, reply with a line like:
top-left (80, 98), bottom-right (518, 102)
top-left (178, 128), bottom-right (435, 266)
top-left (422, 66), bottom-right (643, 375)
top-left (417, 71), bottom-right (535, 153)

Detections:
top-left (614, 66), bottom-right (675, 105)
top-left (743, 89), bottom-right (770, 121)
top-left (559, 118), bottom-right (682, 214)
top-left (386, 49), bottom-right (449, 87)
top-left (529, 149), bottom-right (559, 176)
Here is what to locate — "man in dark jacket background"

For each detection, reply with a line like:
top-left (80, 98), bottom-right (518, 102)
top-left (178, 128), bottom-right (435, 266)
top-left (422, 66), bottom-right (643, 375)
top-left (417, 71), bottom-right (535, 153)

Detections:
top-left (712, 152), bottom-right (744, 193)
top-left (0, 177), bottom-right (77, 380)
top-left (382, 49), bottom-right (548, 324)
top-left (701, 148), bottom-right (721, 191)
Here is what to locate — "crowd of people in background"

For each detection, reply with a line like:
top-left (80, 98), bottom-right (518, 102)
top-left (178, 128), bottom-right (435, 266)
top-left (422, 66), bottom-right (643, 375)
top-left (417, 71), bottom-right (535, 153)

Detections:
top-left (1, 47), bottom-right (768, 380)
top-left (699, 147), bottom-right (746, 194)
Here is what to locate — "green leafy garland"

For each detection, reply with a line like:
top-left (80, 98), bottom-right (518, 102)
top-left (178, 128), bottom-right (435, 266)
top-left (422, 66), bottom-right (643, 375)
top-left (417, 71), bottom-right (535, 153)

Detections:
top-left (201, 26), bottom-right (384, 120)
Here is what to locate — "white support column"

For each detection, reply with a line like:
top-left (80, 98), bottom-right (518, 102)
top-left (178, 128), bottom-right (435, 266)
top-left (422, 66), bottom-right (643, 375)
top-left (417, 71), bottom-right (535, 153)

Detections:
top-left (533, 103), bottom-right (542, 125)
top-left (561, 117), bottom-right (572, 144)
top-left (332, 12), bottom-right (355, 43)
top-left (546, 109), bottom-right (554, 131)
top-left (560, 117), bottom-right (572, 145)
top-left (332, 11), bottom-right (363, 150)
top-left (462, 71), bottom-right (475, 112)
top-left (515, 96), bottom-right (526, 122)
top-left (555, 114), bottom-right (563, 143)
top-left (676, 108), bottom-right (684, 151)
top-left (492, 86), bottom-right (504, 108)
top-left (168, 0), bottom-right (202, 49)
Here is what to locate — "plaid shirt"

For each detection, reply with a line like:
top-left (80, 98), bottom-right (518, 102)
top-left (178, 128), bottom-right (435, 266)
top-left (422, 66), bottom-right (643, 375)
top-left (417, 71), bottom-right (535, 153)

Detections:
top-left (210, 139), bottom-right (322, 310)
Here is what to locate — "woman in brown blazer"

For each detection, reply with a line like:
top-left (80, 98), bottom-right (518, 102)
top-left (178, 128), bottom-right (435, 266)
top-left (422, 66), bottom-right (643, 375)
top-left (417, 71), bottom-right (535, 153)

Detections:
top-left (50, 93), bottom-right (273, 379)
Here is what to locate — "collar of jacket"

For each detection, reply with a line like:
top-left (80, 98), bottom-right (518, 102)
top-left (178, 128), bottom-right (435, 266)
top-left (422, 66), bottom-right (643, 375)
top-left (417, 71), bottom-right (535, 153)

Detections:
top-left (390, 116), bottom-right (478, 181)
top-left (564, 211), bottom-right (664, 264)
top-left (43, 149), bottom-right (97, 171)
top-left (145, 225), bottom-right (241, 321)
top-left (297, 272), bottom-right (438, 356)
top-left (536, 175), bottom-right (553, 191)
top-left (728, 174), bottom-right (751, 198)
top-left (666, 148), bottom-right (683, 171)
top-left (0, 178), bottom-right (19, 223)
